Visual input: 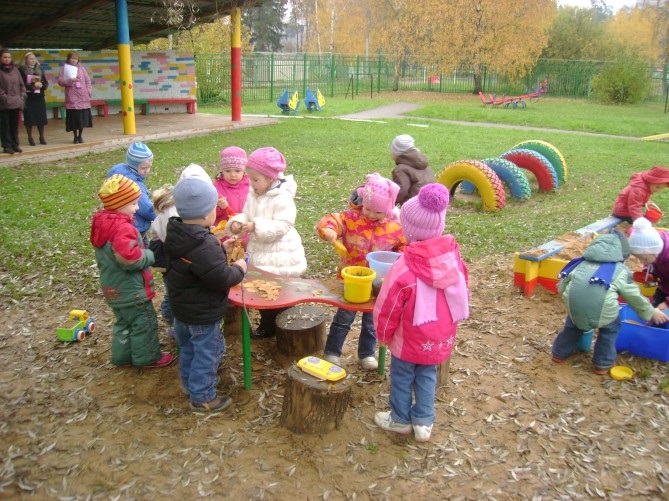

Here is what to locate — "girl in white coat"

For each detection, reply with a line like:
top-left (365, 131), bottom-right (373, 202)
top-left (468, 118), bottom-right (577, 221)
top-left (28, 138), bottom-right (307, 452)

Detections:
top-left (227, 146), bottom-right (307, 338)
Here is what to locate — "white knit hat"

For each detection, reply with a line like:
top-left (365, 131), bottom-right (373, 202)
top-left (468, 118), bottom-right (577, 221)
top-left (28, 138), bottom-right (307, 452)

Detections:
top-left (390, 134), bottom-right (415, 156)
top-left (628, 217), bottom-right (664, 255)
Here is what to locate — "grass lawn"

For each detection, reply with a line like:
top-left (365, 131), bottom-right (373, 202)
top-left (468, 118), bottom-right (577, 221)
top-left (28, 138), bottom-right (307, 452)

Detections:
top-left (1, 92), bottom-right (668, 303)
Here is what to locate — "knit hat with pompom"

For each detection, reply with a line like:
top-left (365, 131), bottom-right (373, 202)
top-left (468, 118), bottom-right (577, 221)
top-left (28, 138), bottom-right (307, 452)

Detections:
top-left (400, 183), bottom-right (450, 242)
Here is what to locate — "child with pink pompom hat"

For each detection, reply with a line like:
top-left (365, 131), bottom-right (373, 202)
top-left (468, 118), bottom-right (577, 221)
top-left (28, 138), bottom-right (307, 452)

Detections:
top-left (373, 183), bottom-right (470, 443)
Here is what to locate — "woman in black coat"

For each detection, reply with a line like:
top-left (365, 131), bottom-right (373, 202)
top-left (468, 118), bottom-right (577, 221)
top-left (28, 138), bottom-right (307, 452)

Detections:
top-left (19, 52), bottom-right (49, 145)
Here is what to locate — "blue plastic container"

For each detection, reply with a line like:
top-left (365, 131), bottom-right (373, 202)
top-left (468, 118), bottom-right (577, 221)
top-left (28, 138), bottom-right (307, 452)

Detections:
top-left (616, 304), bottom-right (669, 362)
top-left (577, 330), bottom-right (594, 352)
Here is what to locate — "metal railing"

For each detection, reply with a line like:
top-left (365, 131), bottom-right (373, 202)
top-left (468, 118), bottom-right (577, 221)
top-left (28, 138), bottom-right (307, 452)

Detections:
top-left (195, 52), bottom-right (666, 105)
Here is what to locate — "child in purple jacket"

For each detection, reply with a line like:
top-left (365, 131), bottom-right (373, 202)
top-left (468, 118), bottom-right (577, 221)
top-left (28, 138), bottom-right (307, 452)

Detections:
top-left (373, 183), bottom-right (469, 442)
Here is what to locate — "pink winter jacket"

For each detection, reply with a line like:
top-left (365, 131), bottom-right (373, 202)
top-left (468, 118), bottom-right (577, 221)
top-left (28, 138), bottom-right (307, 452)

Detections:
top-left (373, 235), bottom-right (469, 365)
top-left (57, 63), bottom-right (92, 110)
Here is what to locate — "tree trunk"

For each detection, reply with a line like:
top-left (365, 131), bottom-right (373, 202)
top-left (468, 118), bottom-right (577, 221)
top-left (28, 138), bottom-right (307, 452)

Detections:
top-left (275, 304), bottom-right (327, 357)
top-left (280, 364), bottom-right (352, 434)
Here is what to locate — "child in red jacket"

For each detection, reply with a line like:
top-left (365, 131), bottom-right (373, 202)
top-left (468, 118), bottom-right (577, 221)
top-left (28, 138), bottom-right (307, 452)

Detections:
top-left (612, 166), bottom-right (669, 223)
top-left (373, 183), bottom-right (469, 442)
top-left (90, 174), bottom-right (173, 368)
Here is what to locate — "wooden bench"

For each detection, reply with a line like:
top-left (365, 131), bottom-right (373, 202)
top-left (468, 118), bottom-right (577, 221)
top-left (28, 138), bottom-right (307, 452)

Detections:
top-left (147, 98), bottom-right (197, 114)
top-left (46, 101), bottom-right (65, 119)
top-left (106, 98), bottom-right (149, 115)
top-left (90, 99), bottom-right (108, 117)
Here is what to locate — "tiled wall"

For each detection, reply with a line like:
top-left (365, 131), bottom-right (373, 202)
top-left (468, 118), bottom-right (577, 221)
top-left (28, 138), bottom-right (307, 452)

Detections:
top-left (14, 50), bottom-right (196, 104)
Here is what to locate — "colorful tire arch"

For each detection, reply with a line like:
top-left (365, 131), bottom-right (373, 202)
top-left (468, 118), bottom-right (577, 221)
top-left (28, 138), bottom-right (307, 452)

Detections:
top-left (437, 160), bottom-right (506, 211)
top-left (500, 148), bottom-right (558, 192)
top-left (460, 158), bottom-right (532, 201)
top-left (512, 140), bottom-right (568, 184)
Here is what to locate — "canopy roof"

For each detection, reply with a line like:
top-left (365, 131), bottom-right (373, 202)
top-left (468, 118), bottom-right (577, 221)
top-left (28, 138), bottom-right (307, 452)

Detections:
top-left (1, 0), bottom-right (247, 51)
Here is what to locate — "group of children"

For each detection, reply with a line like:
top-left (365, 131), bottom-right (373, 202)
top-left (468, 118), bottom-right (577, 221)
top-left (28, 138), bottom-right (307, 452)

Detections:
top-left (551, 165), bottom-right (669, 374)
top-left (89, 131), bottom-right (668, 442)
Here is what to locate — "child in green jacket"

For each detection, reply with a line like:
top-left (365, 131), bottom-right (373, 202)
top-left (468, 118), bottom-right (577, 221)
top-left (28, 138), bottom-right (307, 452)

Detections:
top-left (90, 174), bottom-right (173, 368)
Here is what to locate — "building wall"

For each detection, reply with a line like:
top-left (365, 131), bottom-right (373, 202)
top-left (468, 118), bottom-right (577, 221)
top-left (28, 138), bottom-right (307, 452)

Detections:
top-left (16, 50), bottom-right (197, 109)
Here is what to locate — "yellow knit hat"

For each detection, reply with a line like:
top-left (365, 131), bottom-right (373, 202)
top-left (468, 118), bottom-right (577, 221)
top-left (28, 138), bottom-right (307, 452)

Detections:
top-left (98, 174), bottom-right (141, 210)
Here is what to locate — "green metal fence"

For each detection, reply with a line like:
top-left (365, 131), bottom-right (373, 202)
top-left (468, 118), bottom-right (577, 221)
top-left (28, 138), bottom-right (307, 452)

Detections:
top-left (195, 52), bottom-right (666, 105)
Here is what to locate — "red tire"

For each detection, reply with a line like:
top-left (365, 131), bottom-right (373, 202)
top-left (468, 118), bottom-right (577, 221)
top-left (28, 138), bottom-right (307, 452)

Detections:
top-left (500, 149), bottom-right (558, 192)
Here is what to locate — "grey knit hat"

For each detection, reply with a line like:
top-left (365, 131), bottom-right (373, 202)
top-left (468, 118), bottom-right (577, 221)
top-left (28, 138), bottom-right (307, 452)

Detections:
top-left (390, 134), bottom-right (415, 156)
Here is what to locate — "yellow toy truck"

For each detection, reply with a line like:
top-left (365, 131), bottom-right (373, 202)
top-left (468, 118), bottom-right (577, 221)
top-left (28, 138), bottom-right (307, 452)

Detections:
top-left (56, 309), bottom-right (95, 342)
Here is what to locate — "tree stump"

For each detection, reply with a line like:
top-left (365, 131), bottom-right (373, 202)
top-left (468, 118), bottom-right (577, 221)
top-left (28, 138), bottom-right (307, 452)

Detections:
top-left (223, 305), bottom-right (242, 337)
top-left (437, 357), bottom-right (451, 388)
top-left (280, 364), bottom-right (352, 434)
top-left (275, 304), bottom-right (327, 357)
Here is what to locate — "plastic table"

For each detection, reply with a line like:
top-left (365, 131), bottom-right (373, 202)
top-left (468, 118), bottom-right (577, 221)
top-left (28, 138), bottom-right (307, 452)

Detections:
top-left (227, 266), bottom-right (386, 390)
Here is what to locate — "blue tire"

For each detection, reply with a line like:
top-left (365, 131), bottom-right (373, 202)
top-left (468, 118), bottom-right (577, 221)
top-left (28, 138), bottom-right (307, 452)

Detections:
top-left (460, 158), bottom-right (532, 201)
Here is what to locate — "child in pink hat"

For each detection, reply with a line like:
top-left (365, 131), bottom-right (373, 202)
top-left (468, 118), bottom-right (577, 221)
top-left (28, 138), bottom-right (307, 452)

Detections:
top-left (214, 146), bottom-right (250, 227)
top-left (225, 146), bottom-right (307, 338)
top-left (612, 166), bottom-right (669, 223)
top-left (373, 183), bottom-right (469, 442)
top-left (316, 173), bottom-right (407, 370)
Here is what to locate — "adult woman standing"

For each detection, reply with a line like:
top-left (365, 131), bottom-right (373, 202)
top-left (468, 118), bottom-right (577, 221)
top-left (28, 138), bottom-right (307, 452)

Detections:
top-left (19, 52), bottom-right (49, 146)
top-left (57, 51), bottom-right (92, 144)
top-left (0, 49), bottom-right (26, 155)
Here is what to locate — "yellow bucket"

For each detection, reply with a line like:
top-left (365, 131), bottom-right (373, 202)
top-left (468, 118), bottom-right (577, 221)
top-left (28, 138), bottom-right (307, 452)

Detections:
top-left (341, 266), bottom-right (376, 303)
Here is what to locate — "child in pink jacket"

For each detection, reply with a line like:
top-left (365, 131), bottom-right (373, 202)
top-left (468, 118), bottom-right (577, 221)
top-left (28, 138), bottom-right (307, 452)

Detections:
top-left (316, 173), bottom-right (407, 370)
top-left (213, 146), bottom-right (250, 227)
top-left (373, 183), bottom-right (469, 442)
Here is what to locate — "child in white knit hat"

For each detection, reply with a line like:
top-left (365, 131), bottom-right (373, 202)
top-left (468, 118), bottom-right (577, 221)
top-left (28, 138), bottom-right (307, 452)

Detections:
top-left (628, 217), bottom-right (669, 309)
top-left (389, 134), bottom-right (436, 206)
top-left (373, 183), bottom-right (468, 442)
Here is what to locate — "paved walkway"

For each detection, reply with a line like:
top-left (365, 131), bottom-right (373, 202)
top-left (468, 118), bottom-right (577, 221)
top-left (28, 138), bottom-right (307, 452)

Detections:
top-left (337, 102), bottom-right (640, 141)
top-left (0, 112), bottom-right (277, 167)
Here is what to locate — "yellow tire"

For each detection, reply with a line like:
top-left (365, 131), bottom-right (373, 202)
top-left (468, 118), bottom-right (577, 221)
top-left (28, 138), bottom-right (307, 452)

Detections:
top-left (436, 160), bottom-right (506, 211)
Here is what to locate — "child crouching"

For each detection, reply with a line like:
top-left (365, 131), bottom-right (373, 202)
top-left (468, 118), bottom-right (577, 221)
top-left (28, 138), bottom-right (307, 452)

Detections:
top-left (551, 224), bottom-right (668, 375)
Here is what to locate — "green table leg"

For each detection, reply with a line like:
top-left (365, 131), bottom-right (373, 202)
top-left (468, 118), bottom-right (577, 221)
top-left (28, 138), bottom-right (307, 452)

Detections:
top-left (378, 345), bottom-right (386, 375)
top-left (242, 310), bottom-right (252, 390)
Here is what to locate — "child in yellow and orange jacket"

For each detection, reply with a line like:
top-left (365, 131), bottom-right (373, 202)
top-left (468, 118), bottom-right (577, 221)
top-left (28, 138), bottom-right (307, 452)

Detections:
top-left (315, 173), bottom-right (407, 370)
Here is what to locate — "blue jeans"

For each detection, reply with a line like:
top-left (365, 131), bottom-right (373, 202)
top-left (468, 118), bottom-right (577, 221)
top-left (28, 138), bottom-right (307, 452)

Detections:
top-left (174, 318), bottom-right (225, 404)
top-left (552, 315), bottom-right (621, 369)
top-left (324, 308), bottom-right (376, 359)
top-left (160, 273), bottom-right (173, 326)
top-left (388, 355), bottom-right (437, 427)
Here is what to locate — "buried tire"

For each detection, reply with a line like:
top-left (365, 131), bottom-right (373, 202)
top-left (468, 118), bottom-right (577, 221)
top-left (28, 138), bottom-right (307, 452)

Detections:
top-left (500, 148), bottom-right (558, 192)
top-left (460, 158), bottom-right (532, 201)
top-left (512, 140), bottom-right (568, 184)
top-left (436, 160), bottom-right (506, 211)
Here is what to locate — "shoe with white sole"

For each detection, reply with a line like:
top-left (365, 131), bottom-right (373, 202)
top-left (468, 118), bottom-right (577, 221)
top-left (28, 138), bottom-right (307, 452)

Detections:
top-left (413, 424), bottom-right (433, 442)
top-left (322, 353), bottom-right (341, 365)
top-left (359, 356), bottom-right (378, 370)
top-left (374, 411), bottom-right (411, 434)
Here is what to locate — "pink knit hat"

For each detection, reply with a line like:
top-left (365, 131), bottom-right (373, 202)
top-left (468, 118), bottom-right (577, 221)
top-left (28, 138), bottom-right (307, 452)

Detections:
top-left (357, 173), bottom-right (399, 216)
top-left (219, 146), bottom-right (247, 171)
top-left (400, 183), bottom-right (450, 242)
top-left (246, 147), bottom-right (286, 180)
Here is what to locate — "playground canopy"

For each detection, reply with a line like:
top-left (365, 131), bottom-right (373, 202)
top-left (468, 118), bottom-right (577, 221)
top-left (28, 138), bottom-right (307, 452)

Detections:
top-left (0, 0), bottom-right (247, 50)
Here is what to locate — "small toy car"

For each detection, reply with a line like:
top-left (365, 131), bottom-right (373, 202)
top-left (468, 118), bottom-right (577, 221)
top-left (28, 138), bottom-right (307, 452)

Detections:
top-left (297, 356), bottom-right (347, 381)
top-left (56, 309), bottom-right (95, 342)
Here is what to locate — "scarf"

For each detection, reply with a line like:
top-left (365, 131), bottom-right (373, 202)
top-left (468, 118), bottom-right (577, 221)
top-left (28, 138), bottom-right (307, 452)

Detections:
top-left (412, 273), bottom-right (469, 326)
top-left (559, 257), bottom-right (617, 289)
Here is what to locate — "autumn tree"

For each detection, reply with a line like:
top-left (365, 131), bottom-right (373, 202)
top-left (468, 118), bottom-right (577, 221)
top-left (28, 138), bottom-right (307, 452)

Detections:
top-left (542, 6), bottom-right (617, 60)
top-left (426, 0), bottom-right (556, 94)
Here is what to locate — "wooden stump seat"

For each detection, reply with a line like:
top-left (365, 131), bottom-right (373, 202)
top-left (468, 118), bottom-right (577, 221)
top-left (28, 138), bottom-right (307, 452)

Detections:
top-left (275, 304), bottom-right (327, 357)
top-left (280, 364), bottom-right (352, 434)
